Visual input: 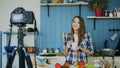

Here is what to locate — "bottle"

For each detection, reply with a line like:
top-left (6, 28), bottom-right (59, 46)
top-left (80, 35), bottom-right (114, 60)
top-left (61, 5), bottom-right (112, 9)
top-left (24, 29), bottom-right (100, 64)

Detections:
top-left (105, 10), bottom-right (108, 16)
top-left (113, 11), bottom-right (117, 17)
top-left (104, 40), bottom-right (108, 48)
top-left (109, 10), bottom-right (113, 17)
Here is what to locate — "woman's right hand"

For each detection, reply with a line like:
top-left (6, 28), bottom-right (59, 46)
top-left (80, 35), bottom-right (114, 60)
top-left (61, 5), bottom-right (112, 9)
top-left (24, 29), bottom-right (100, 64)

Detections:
top-left (64, 41), bottom-right (72, 55)
top-left (66, 41), bottom-right (72, 48)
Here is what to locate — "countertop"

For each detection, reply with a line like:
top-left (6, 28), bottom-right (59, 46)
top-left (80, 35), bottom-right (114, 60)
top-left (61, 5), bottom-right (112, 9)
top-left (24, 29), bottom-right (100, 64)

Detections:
top-left (36, 56), bottom-right (120, 68)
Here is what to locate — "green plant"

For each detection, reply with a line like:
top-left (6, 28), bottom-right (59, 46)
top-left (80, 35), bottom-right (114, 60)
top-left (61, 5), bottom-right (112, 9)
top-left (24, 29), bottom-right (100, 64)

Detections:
top-left (88, 0), bottom-right (108, 11)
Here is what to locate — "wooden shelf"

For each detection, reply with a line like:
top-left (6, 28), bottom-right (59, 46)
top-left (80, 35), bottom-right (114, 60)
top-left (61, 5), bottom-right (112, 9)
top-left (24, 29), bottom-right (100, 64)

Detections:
top-left (40, 2), bottom-right (88, 6)
top-left (40, 2), bottom-right (88, 17)
top-left (3, 32), bottom-right (36, 35)
top-left (87, 16), bottom-right (120, 30)
top-left (87, 16), bottom-right (120, 19)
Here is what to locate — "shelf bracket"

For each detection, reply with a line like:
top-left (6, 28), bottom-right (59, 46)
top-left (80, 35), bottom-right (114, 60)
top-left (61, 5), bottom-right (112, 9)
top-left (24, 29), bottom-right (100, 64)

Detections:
top-left (79, 4), bottom-right (81, 16)
top-left (94, 18), bottom-right (96, 30)
top-left (47, 5), bottom-right (49, 17)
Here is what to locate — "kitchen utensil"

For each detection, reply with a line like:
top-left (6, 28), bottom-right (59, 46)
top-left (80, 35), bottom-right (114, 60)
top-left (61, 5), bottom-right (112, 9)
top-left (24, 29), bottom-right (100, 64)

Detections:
top-left (110, 32), bottom-right (118, 42)
top-left (100, 48), bottom-right (116, 56)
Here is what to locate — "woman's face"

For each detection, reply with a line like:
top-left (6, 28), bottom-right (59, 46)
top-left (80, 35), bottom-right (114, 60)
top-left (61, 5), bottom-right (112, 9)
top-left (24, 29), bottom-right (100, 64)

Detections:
top-left (72, 17), bottom-right (80, 30)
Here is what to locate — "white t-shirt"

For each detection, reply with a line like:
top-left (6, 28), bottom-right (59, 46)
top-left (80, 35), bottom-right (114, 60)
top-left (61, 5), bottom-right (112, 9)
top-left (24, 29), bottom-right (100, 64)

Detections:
top-left (71, 34), bottom-right (78, 50)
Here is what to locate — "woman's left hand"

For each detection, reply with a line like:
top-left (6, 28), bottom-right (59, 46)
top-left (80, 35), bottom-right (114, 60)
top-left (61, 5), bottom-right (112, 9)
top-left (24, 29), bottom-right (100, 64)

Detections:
top-left (76, 47), bottom-right (89, 54)
top-left (76, 47), bottom-right (80, 51)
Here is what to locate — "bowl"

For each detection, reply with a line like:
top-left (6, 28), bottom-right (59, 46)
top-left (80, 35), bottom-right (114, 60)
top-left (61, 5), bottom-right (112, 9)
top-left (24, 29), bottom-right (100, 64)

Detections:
top-left (4, 46), bottom-right (16, 53)
top-left (25, 46), bottom-right (35, 53)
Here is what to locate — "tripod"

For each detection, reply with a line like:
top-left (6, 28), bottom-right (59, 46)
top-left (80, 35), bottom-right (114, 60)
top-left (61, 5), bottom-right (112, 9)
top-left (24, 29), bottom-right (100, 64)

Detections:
top-left (6, 24), bottom-right (33, 68)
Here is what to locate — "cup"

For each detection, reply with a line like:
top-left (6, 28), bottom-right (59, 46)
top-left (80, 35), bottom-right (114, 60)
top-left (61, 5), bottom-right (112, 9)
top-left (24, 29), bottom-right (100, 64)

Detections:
top-left (117, 12), bottom-right (120, 17)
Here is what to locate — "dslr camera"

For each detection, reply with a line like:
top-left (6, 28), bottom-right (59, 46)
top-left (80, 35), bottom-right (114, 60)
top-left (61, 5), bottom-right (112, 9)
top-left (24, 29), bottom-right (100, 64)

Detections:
top-left (10, 7), bottom-right (34, 25)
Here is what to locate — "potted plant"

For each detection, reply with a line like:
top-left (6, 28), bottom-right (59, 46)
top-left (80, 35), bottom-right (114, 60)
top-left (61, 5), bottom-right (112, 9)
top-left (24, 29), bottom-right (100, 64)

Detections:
top-left (88, 0), bottom-right (108, 16)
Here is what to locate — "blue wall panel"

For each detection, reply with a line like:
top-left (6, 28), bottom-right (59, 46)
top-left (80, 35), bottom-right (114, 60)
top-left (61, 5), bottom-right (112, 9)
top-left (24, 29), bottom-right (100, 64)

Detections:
top-left (40, 0), bottom-right (120, 52)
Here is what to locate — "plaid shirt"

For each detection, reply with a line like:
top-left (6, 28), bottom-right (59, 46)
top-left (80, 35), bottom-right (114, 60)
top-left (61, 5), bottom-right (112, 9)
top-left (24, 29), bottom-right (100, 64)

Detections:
top-left (63, 32), bottom-right (94, 64)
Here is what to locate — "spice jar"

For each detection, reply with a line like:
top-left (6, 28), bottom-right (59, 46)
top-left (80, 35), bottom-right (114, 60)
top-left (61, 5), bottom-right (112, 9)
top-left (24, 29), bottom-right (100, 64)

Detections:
top-left (43, 48), bottom-right (47, 54)
top-left (105, 10), bottom-right (108, 16)
top-left (55, 48), bottom-right (59, 53)
top-left (113, 11), bottom-right (117, 17)
top-left (109, 10), bottom-right (113, 17)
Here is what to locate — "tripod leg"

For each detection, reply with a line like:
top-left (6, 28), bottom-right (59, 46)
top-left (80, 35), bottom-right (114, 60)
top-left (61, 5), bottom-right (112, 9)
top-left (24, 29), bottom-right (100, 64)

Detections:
top-left (6, 48), bottom-right (17, 68)
top-left (19, 47), bottom-right (25, 68)
top-left (23, 48), bottom-right (33, 68)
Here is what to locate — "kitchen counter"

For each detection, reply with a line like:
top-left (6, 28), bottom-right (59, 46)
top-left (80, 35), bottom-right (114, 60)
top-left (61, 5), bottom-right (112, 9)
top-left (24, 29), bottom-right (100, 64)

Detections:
top-left (36, 56), bottom-right (120, 68)
top-left (2, 54), bottom-right (120, 68)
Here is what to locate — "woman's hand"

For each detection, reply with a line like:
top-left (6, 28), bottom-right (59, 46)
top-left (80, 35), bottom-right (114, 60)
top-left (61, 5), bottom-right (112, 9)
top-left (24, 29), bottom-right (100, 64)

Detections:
top-left (64, 41), bottom-right (72, 55)
top-left (76, 47), bottom-right (89, 54)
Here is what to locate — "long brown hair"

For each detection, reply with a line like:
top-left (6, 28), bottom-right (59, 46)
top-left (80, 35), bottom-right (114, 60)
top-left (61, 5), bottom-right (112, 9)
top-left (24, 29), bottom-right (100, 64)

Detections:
top-left (70, 16), bottom-right (86, 46)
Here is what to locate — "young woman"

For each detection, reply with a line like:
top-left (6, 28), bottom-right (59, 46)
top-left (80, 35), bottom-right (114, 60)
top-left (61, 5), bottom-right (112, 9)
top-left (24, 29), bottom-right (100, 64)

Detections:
top-left (63, 16), bottom-right (94, 64)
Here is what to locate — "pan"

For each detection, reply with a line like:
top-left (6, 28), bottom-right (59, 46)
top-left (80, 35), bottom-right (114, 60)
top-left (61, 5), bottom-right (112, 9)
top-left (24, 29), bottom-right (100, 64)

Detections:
top-left (100, 48), bottom-right (118, 56)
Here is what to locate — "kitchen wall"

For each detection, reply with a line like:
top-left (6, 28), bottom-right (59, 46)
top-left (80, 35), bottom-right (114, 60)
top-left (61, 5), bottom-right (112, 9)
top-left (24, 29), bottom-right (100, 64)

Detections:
top-left (40, 0), bottom-right (120, 52)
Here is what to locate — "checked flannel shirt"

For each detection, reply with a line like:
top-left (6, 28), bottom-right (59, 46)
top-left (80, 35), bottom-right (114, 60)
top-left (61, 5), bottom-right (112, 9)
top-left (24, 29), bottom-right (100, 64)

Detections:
top-left (63, 32), bottom-right (94, 64)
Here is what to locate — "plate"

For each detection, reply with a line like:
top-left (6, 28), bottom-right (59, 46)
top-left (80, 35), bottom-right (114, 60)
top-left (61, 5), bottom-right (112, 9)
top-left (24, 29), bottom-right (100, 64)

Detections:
top-left (39, 53), bottom-right (56, 56)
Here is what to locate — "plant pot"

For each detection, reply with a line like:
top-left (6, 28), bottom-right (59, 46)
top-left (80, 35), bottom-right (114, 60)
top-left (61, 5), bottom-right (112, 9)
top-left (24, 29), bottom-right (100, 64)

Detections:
top-left (95, 7), bottom-right (103, 16)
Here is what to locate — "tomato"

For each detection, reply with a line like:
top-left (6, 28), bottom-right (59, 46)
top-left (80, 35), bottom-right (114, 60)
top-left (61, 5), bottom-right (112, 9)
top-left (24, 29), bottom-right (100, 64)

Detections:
top-left (63, 62), bottom-right (70, 68)
top-left (55, 63), bottom-right (62, 68)
top-left (78, 61), bottom-right (85, 66)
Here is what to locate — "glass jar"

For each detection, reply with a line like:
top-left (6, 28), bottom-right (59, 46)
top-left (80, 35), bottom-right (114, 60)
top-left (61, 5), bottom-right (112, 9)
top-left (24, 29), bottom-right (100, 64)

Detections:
top-left (105, 10), bottom-right (108, 16)
top-left (109, 10), bottom-right (113, 17)
top-left (43, 48), bottom-right (47, 54)
top-left (55, 48), bottom-right (59, 53)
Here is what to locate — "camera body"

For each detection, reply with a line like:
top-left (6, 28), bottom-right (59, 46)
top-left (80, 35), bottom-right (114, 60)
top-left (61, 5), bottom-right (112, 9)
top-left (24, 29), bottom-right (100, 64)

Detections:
top-left (10, 7), bottom-right (34, 25)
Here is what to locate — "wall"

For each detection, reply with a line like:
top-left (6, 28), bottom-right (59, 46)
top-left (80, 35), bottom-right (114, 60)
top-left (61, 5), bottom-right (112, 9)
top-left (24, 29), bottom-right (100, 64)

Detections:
top-left (0, 32), bottom-right (2, 68)
top-left (0, 0), bottom-right (40, 47)
top-left (0, 0), bottom-right (40, 68)
top-left (40, 0), bottom-right (120, 52)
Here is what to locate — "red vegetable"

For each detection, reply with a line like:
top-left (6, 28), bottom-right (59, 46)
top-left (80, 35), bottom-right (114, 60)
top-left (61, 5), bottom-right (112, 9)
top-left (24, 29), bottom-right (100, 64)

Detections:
top-left (55, 63), bottom-right (62, 68)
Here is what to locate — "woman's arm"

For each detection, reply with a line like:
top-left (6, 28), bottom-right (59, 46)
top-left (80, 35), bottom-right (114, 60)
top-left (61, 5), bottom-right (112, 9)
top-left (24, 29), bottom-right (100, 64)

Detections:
top-left (64, 46), bottom-right (69, 55)
top-left (86, 32), bottom-right (94, 55)
top-left (64, 41), bottom-right (72, 55)
top-left (76, 32), bottom-right (94, 55)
